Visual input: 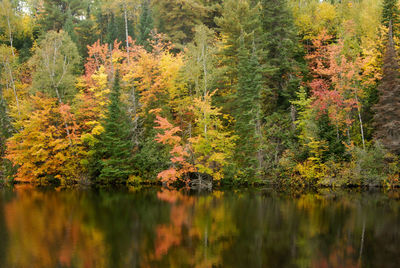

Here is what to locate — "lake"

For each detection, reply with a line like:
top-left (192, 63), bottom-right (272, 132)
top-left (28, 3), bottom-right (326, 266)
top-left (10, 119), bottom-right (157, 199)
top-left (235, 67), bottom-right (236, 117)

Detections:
top-left (0, 186), bottom-right (399, 267)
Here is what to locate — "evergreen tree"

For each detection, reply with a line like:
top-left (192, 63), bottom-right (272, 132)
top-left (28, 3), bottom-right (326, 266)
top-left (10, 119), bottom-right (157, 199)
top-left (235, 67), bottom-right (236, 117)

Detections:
top-left (260, 0), bottom-right (304, 111)
top-left (63, 8), bottom-right (78, 44)
top-left (373, 25), bottom-right (400, 153)
top-left (105, 13), bottom-right (129, 46)
top-left (38, 0), bottom-right (87, 32)
top-left (0, 87), bottom-right (13, 178)
top-left (137, 0), bottom-right (154, 50)
top-left (215, 0), bottom-right (261, 83)
top-left (235, 36), bottom-right (264, 177)
top-left (382, 0), bottom-right (400, 37)
top-left (214, 0), bottom-right (262, 112)
top-left (152, 0), bottom-right (209, 50)
top-left (97, 72), bottom-right (134, 183)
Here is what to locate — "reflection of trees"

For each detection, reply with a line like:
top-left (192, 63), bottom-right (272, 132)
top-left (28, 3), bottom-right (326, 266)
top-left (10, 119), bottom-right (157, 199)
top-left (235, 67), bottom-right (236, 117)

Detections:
top-left (0, 187), bottom-right (399, 267)
top-left (4, 185), bottom-right (106, 268)
top-left (143, 189), bottom-right (238, 268)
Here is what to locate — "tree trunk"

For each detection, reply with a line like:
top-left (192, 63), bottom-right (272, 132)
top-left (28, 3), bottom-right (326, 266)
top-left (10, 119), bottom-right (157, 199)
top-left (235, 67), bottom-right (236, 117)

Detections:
top-left (7, 16), bottom-right (14, 57)
top-left (124, 2), bottom-right (130, 64)
top-left (4, 59), bottom-right (19, 116)
top-left (355, 95), bottom-right (366, 150)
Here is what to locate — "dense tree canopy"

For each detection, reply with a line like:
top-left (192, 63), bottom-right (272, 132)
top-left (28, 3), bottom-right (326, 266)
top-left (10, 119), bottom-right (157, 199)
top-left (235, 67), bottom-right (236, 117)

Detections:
top-left (0, 0), bottom-right (399, 188)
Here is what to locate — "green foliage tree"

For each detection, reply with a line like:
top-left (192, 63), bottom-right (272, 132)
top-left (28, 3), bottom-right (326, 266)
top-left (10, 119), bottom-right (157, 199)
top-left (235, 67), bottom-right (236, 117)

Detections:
top-left (137, 0), bottom-right (153, 50)
top-left (260, 0), bottom-right (304, 111)
top-left (0, 87), bottom-right (13, 179)
top-left (95, 72), bottom-right (134, 184)
top-left (152, 0), bottom-right (209, 50)
top-left (234, 37), bottom-right (263, 177)
top-left (373, 25), bottom-right (400, 153)
top-left (382, 0), bottom-right (400, 35)
top-left (38, 0), bottom-right (87, 32)
top-left (215, 0), bottom-right (261, 87)
top-left (30, 31), bottom-right (80, 103)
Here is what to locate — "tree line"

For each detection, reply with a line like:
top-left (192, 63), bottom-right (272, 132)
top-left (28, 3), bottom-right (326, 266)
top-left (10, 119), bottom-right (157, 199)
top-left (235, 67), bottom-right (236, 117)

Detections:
top-left (1, 0), bottom-right (400, 188)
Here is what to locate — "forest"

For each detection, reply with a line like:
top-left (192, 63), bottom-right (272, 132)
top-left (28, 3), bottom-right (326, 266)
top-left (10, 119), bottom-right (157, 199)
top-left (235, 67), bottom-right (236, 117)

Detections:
top-left (1, 0), bottom-right (400, 189)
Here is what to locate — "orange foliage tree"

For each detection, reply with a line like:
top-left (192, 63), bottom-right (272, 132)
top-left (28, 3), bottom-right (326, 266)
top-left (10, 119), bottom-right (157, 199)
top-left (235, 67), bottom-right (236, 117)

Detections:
top-left (6, 94), bottom-right (83, 183)
top-left (154, 115), bottom-right (195, 186)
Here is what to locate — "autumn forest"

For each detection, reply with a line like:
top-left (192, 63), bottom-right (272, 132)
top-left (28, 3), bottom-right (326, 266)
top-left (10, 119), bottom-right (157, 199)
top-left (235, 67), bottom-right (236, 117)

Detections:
top-left (1, 0), bottom-right (400, 189)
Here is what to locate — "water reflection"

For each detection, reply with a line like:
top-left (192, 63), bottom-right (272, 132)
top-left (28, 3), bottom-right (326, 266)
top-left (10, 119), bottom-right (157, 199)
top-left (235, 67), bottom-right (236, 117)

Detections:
top-left (0, 186), bottom-right (399, 267)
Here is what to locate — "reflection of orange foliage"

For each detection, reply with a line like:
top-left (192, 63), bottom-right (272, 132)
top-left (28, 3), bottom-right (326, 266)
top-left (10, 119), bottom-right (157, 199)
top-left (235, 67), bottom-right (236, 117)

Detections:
top-left (154, 205), bottom-right (188, 258)
top-left (153, 189), bottom-right (194, 259)
top-left (311, 245), bottom-right (360, 268)
top-left (4, 187), bottom-right (106, 268)
top-left (146, 189), bottom-right (237, 268)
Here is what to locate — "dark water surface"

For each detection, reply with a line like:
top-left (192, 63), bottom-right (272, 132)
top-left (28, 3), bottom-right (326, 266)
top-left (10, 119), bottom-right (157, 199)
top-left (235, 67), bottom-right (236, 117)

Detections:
top-left (0, 186), bottom-right (399, 268)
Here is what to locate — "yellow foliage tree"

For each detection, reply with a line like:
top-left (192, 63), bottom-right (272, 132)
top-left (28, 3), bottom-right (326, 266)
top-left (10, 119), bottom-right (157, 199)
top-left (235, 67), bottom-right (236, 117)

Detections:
top-left (6, 94), bottom-right (83, 183)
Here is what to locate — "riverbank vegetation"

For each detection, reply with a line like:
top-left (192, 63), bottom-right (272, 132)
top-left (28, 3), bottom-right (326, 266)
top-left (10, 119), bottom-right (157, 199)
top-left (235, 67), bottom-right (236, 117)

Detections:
top-left (1, 0), bottom-right (400, 189)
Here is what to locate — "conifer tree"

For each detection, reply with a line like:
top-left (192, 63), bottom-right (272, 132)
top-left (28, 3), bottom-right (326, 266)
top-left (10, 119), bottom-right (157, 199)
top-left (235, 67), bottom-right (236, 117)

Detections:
top-left (97, 72), bottom-right (134, 183)
top-left (373, 24), bottom-right (400, 153)
top-left (260, 0), bottom-right (303, 111)
top-left (38, 0), bottom-right (87, 32)
top-left (152, 0), bottom-right (209, 50)
top-left (0, 88), bottom-right (12, 178)
top-left (235, 36), bottom-right (264, 177)
top-left (105, 14), bottom-right (128, 46)
top-left (215, 0), bottom-right (261, 85)
top-left (137, 0), bottom-right (153, 50)
top-left (382, 0), bottom-right (400, 37)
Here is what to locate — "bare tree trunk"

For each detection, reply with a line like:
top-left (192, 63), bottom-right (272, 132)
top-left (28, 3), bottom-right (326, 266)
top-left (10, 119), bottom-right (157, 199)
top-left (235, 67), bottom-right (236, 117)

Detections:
top-left (123, 1), bottom-right (130, 64)
top-left (6, 16), bottom-right (14, 57)
top-left (202, 42), bottom-right (208, 138)
top-left (54, 87), bottom-right (72, 144)
top-left (3, 59), bottom-right (20, 116)
top-left (130, 84), bottom-right (140, 146)
top-left (256, 108), bottom-right (263, 174)
top-left (355, 95), bottom-right (366, 150)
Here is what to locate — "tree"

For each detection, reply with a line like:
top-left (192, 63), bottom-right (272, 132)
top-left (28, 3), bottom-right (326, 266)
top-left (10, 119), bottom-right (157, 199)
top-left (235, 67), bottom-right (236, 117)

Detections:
top-left (382, 0), bottom-right (400, 37)
top-left (0, 0), bottom-right (17, 55)
top-left (94, 72), bottom-right (134, 183)
top-left (234, 37), bottom-right (264, 177)
top-left (37, 0), bottom-right (87, 32)
top-left (373, 25), bottom-right (400, 153)
top-left (260, 0), bottom-right (304, 111)
top-left (0, 86), bottom-right (13, 178)
top-left (154, 115), bottom-right (195, 186)
top-left (0, 45), bottom-right (21, 116)
top-left (137, 0), bottom-right (154, 50)
top-left (215, 0), bottom-right (261, 88)
top-left (189, 92), bottom-right (236, 185)
top-left (152, 0), bottom-right (209, 50)
top-left (6, 94), bottom-right (82, 183)
top-left (30, 31), bottom-right (80, 103)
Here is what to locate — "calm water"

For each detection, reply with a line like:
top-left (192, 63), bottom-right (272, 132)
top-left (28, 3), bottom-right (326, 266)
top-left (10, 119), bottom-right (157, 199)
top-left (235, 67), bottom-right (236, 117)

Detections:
top-left (0, 186), bottom-right (399, 268)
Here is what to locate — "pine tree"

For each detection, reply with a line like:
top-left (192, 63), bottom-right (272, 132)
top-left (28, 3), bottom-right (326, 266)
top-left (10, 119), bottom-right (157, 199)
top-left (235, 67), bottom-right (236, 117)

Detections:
top-left (373, 24), bottom-right (400, 153)
top-left (235, 36), bottom-right (264, 177)
top-left (137, 0), bottom-right (153, 50)
top-left (382, 0), bottom-right (400, 36)
top-left (215, 0), bottom-right (261, 84)
top-left (97, 72), bottom-right (134, 183)
top-left (0, 87), bottom-right (13, 178)
top-left (63, 8), bottom-right (78, 44)
top-left (260, 0), bottom-right (304, 111)
top-left (38, 0), bottom-right (87, 32)
top-left (105, 14), bottom-right (127, 45)
top-left (152, 0), bottom-right (209, 50)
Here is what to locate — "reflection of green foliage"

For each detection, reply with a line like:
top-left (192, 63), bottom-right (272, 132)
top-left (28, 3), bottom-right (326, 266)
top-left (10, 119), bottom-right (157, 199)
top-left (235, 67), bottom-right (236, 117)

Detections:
top-left (0, 187), bottom-right (399, 267)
